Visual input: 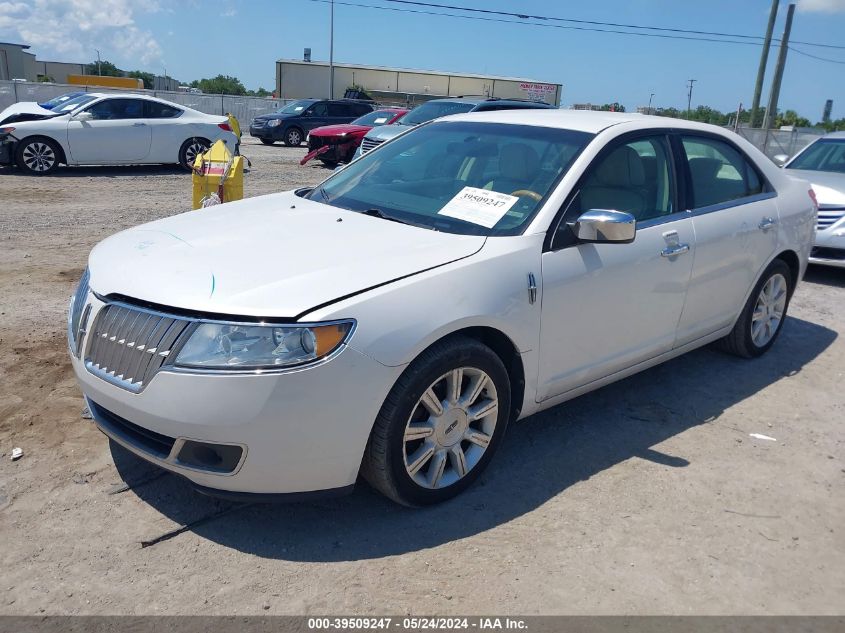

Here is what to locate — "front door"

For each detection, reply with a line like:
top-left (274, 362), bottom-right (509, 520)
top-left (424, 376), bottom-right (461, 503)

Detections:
top-left (67, 98), bottom-right (152, 164)
top-left (537, 135), bottom-right (695, 401)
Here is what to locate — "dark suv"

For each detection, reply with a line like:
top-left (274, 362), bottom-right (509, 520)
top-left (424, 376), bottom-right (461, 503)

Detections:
top-left (249, 99), bottom-right (376, 147)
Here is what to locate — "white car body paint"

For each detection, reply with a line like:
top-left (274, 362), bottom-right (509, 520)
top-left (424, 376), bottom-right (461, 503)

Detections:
top-left (7, 93), bottom-right (237, 166)
top-left (69, 109), bottom-right (816, 497)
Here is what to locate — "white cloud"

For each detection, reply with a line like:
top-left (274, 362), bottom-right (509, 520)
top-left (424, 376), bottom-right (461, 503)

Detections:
top-left (797, 0), bottom-right (845, 13)
top-left (0, 0), bottom-right (163, 67)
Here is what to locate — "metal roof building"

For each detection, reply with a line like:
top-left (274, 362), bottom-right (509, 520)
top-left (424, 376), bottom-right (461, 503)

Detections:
top-left (276, 59), bottom-right (562, 106)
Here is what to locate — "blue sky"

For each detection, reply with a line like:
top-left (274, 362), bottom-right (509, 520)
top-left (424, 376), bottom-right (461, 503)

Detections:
top-left (5, 0), bottom-right (845, 120)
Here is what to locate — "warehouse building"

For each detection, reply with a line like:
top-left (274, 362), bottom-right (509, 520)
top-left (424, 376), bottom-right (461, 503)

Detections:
top-left (276, 58), bottom-right (562, 106)
top-left (0, 42), bottom-right (84, 83)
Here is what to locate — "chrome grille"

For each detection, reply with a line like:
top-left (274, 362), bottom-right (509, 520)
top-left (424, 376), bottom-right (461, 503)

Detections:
top-left (360, 137), bottom-right (384, 154)
top-left (85, 304), bottom-right (193, 393)
top-left (68, 268), bottom-right (90, 355)
top-left (817, 207), bottom-right (845, 231)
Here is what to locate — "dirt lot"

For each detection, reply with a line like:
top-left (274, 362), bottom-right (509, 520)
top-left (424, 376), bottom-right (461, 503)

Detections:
top-left (0, 137), bottom-right (843, 615)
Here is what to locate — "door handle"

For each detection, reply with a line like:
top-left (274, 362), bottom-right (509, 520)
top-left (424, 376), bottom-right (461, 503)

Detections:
top-left (661, 243), bottom-right (690, 257)
top-left (132, 122), bottom-right (147, 127)
top-left (758, 217), bottom-right (777, 231)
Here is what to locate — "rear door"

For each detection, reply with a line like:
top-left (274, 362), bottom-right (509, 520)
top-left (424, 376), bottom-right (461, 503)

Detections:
top-left (67, 98), bottom-right (152, 163)
top-left (673, 134), bottom-right (779, 345)
top-left (301, 102), bottom-right (330, 132)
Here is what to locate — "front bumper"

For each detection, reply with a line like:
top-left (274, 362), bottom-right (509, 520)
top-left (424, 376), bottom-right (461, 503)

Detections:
top-left (0, 137), bottom-right (15, 165)
top-left (71, 296), bottom-right (403, 496)
top-left (810, 210), bottom-right (845, 268)
top-left (249, 124), bottom-right (280, 140)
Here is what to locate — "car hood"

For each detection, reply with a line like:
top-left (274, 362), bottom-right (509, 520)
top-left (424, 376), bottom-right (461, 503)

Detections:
top-left (786, 169), bottom-right (845, 206)
top-left (254, 112), bottom-right (297, 122)
top-left (363, 123), bottom-right (412, 142)
top-left (310, 124), bottom-right (370, 137)
top-left (88, 191), bottom-right (486, 318)
top-left (0, 101), bottom-right (54, 125)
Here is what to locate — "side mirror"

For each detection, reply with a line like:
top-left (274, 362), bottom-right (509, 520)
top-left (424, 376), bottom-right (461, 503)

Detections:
top-left (73, 111), bottom-right (93, 121)
top-left (772, 154), bottom-right (789, 167)
top-left (569, 209), bottom-right (636, 244)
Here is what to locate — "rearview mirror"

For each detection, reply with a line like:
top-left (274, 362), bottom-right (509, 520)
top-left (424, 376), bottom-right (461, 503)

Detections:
top-left (772, 154), bottom-right (789, 167)
top-left (569, 210), bottom-right (636, 244)
top-left (73, 111), bottom-right (93, 121)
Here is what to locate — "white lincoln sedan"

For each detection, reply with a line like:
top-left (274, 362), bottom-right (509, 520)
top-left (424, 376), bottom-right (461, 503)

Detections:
top-left (67, 110), bottom-right (816, 506)
top-left (0, 93), bottom-right (238, 174)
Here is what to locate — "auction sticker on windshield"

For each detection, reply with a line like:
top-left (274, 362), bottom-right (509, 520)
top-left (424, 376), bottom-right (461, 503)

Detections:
top-left (438, 187), bottom-right (519, 228)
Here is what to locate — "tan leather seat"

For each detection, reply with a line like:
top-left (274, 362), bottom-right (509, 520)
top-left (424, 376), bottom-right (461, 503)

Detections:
top-left (485, 143), bottom-right (540, 194)
top-left (580, 146), bottom-right (647, 217)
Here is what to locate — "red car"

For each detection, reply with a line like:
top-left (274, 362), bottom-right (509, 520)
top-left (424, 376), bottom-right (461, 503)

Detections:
top-left (300, 108), bottom-right (408, 166)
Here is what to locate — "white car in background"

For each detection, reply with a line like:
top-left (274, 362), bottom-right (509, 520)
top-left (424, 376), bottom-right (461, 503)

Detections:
top-left (0, 93), bottom-right (238, 174)
top-left (68, 110), bottom-right (815, 506)
top-left (778, 131), bottom-right (845, 268)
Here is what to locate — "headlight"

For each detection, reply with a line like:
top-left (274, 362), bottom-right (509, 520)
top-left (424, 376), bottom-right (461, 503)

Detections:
top-left (173, 321), bottom-right (354, 370)
top-left (267, 119), bottom-right (281, 127)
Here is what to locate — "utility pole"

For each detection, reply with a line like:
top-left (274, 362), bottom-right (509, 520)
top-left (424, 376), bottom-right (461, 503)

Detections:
top-left (95, 49), bottom-right (101, 76)
top-left (648, 92), bottom-right (654, 113)
top-left (686, 79), bottom-right (696, 118)
top-left (329, 0), bottom-right (335, 99)
top-left (762, 3), bottom-right (795, 130)
top-left (750, 0), bottom-right (779, 128)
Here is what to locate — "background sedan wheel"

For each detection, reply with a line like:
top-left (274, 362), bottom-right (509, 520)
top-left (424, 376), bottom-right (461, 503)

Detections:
top-left (284, 127), bottom-right (303, 147)
top-left (16, 138), bottom-right (60, 175)
top-left (179, 137), bottom-right (210, 170)
top-left (362, 336), bottom-right (511, 506)
top-left (717, 259), bottom-right (793, 358)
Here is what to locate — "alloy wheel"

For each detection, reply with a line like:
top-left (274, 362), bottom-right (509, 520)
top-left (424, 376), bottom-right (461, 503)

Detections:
top-left (402, 367), bottom-right (499, 490)
top-left (287, 129), bottom-right (302, 145)
top-left (751, 273), bottom-right (787, 347)
top-left (22, 142), bottom-right (56, 172)
top-left (184, 140), bottom-right (209, 167)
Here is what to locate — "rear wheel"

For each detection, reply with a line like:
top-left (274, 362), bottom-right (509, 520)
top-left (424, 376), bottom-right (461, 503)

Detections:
top-left (718, 259), bottom-right (793, 358)
top-left (16, 137), bottom-right (61, 175)
top-left (179, 137), bottom-right (210, 170)
top-left (361, 336), bottom-right (511, 506)
top-left (284, 127), bottom-right (304, 147)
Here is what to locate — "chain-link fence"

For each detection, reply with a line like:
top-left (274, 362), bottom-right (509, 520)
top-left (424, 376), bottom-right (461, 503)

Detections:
top-left (734, 126), bottom-right (824, 161)
top-left (0, 80), bottom-right (291, 127)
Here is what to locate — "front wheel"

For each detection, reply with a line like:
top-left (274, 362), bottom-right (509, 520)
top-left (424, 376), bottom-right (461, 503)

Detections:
top-left (283, 127), bottom-right (303, 147)
top-left (718, 259), bottom-right (793, 358)
top-left (260, 138), bottom-right (275, 146)
top-left (178, 137), bottom-right (210, 170)
top-left (361, 336), bottom-right (511, 506)
top-left (16, 137), bottom-right (61, 175)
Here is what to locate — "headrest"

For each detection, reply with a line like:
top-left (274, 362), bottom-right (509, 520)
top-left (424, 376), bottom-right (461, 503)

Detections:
top-left (499, 143), bottom-right (540, 181)
top-left (592, 146), bottom-right (646, 188)
top-left (687, 157), bottom-right (723, 182)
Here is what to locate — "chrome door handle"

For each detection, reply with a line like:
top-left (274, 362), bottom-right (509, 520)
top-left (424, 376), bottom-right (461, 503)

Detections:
top-left (661, 243), bottom-right (690, 257)
top-left (132, 122), bottom-right (147, 127)
top-left (758, 217), bottom-right (777, 230)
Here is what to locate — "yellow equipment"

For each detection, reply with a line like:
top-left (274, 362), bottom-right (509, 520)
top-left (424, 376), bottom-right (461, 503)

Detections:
top-left (66, 74), bottom-right (144, 89)
top-left (192, 140), bottom-right (244, 210)
top-left (226, 113), bottom-right (241, 138)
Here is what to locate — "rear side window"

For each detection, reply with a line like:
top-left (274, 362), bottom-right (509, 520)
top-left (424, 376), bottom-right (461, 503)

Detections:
top-left (144, 101), bottom-right (181, 118)
top-left (352, 103), bottom-right (373, 116)
top-left (328, 103), bottom-right (351, 117)
top-left (681, 136), bottom-right (764, 209)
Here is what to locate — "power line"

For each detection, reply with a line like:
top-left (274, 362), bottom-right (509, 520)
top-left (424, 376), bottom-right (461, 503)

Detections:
top-left (382, 0), bottom-right (845, 51)
top-left (788, 45), bottom-right (845, 65)
top-left (306, 0), bottom-right (763, 46)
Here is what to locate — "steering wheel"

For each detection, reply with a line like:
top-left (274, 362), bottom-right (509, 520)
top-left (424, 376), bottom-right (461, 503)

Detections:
top-left (510, 189), bottom-right (543, 202)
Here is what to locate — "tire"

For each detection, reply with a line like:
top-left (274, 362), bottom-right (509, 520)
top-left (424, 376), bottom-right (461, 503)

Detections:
top-left (178, 137), bottom-right (210, 170)
top-left (260, 138), bottom-right (275, 146)
top-left (283, 127), bottom-right (304, 147)
top-left (15, 137), bottom-right (61, 175)
top-left (318, 158), bottom-right (338, 167)
top-left (361, 336), bottom-right (511, 506)
top-left (717, 259), bottom-right (793, 358)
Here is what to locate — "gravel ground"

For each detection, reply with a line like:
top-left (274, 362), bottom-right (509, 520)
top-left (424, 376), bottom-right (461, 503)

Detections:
top-left (0, 137), bottom-right (843, 615)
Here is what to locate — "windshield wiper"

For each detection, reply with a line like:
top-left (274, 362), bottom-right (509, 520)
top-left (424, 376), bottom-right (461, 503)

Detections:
top-left (361, 208), bottom-right (435, 230)
top-left (318, 185), bottom-right (331, 203)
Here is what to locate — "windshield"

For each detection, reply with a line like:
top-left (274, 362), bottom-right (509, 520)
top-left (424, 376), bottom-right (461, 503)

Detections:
top-left (39, 92), bottom-right (83, 109)
top-left (352, 110), bottom-right (401, 127)
top-left (306, 121), bottom-right (592, 236)
top-left (53, 94), bottom-right (97, 113)
top-left (399, 102), bottom-right (476, 126)
top-left (275, 100), bottom-right (314, 115)
top-left (787, 139), bottom-right (845, 174)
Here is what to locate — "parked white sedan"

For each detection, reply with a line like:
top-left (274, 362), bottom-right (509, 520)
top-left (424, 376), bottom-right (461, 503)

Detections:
top-left (67, 110), bottom-right (816, 506)
top-left (0, 93), bottom-right (238, 174)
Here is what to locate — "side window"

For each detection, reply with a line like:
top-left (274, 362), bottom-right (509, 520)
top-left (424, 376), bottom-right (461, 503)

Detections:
top-left (308, 103), bottom-right (329, 117)
top-left (327, 103), bottom-right (350, 117)
top-left (85, 98), bottom-right (144, 120)
top-left (355, 104), bottom-right (374, 116)
top-left (568, 135), bottom-right (674, 224)
top-left (144, 101), bottom-right (181, 118)
top-left (681, 136), bottom-right (764, 209)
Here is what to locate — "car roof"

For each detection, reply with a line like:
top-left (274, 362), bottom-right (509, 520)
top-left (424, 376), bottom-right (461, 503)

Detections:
top-left (424, 96), bottom-right (550, 107)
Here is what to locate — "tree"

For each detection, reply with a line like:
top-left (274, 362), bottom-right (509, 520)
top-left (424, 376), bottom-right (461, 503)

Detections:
top-left (598, 102), bottom-right (625, 112)
top-left (775, 109), bottom-right (811, 129)
top-left (189, 75), bottom-right (247, 95)
top-left (818, 118), bottom-right (845, 132)
top-left (84, 59), bottom-right (122, 77)
top-left (127, 70), bottom-right (155, 89)
top-left (247, 87), bottom-right (272, 97)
